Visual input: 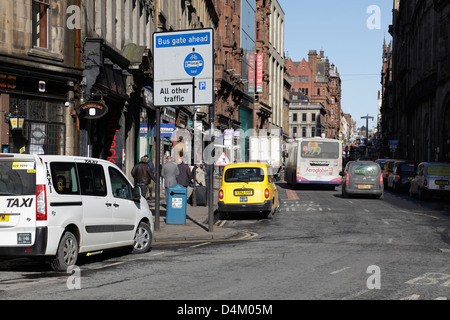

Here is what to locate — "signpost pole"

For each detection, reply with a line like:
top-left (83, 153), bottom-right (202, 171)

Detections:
top-left (155, 106), bottom-right (161, 231)
top-left (208, 103), bottom-right (215, 232)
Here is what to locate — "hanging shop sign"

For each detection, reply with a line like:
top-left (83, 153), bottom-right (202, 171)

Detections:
top-left (78, 101), bottom-right (109, 119)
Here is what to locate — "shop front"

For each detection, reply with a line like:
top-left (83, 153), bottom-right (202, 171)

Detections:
top-left (80, 38), bottom-right (131, 171)
top-left (0, 66), bottom-right (76, 155)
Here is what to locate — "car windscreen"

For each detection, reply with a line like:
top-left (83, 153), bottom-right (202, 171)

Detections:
top-left (351, 163), bottom-right (380, 176)
top-left (426, 165), bottom-right (450, 177)
top-left (398, 163), bottom-right (415, 173)
top-left (0, 160), bottom-right (36, 195)
top-left (301, 141), bottom-right (340, 159)
top-left (224, 167), bottom-right (265, 183)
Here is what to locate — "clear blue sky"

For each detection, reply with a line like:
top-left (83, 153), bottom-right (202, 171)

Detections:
top-left (278, 0), bottom-right (393, 129)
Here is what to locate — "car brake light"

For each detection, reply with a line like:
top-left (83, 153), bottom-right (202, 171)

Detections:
top-left (219, 189), bottom-right (224, 200)
top-left (264, 188), bottom-right (270, 199)
top-left (424, 179), bottom-right (427, 187)
top-left (36, 184), bottom-right (47, 221)
top-left (380, 173), bottom-right (383, 185)
top-left (346, 172), bottom-right (350, 184)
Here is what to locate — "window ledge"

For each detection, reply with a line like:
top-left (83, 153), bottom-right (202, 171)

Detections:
top-left (27, 48), bottom-right (64, 62)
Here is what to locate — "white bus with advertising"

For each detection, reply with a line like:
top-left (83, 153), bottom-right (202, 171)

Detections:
top-left (285, 138), bottom-right (343, 189)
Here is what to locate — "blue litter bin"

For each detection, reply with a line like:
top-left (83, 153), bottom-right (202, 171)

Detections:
top-left (166, 184), bottom-right (187, 225)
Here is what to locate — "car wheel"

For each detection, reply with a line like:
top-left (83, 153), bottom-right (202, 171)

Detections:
top-left (132, 222), bottom-right (152, 254)
top-left (51, 231), bottom-right (79, 272)
top-left (274, 198), bottom-right (280, 214)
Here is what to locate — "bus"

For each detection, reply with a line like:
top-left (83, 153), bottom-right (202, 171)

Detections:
top-left (285, 138), bottom-right (343, 188)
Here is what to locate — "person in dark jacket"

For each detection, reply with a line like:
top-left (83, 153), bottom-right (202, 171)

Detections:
top-left (131, 156), bottom-right (156, 198)
top-left (176, 158), bottom-right (193, 188)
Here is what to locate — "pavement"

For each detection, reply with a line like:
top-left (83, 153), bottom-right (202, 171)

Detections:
top-left (148, 177), bottom-right (242, 243)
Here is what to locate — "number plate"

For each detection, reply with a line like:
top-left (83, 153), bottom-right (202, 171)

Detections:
top-left (234, 189), bottom-right (254, 196)
top-left (0, 214), bottom-right (9, 222)
top-left (435, 180), bottom-right (449, 186)
top-left (357, 184), bottom-right (372, 190)
top-left (240, 197), bottom-right (248, 203)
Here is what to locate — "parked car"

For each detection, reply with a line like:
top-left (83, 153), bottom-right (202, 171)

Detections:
top-left (0, 154), bottom-right (154, 271)
top-left (218, 162), bottom-right (279, 219)
top-left (409, 162), bottom-right (450, 200)
top-left (382, 159), bottom-right (399, 185)
top-left (341, 161), bottom-right (384, 199)
top-left (375, 159), bottom-right (388, 171)
top-left (387, 161), bottom-right (417, 192)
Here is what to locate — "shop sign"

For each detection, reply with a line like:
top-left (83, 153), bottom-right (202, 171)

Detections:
top-left (78, 101), bottom-right (109, 119)
top-left (153, 123), bottom-right (175, 138)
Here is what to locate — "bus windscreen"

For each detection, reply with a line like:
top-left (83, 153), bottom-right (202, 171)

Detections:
top-left (300, 141), bottom-right (340, 159)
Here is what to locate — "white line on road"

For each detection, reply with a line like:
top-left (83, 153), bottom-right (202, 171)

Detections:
top-left (330, 267), bottom-right (350, 275)
top-left (190, 242), bottom-right (211, 248)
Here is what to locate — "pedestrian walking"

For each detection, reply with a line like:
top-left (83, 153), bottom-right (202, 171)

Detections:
top-left (131, 155), bottom-right (156, 199)
top-left (147, 158), bottom-right (155, 200)
top-left (161, 155), bottom-right (179, 194)
top-left (193, 162), bottom-right (206, 186)
top-left (176, 158), bottom-right (193, 188)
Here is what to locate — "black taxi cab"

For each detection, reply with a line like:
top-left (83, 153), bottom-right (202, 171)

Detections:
top-left (218, 162), bottom-right (279, 219)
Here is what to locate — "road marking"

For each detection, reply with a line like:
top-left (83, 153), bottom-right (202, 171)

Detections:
top-left (330, 267), bottom-right (350, 275)
top-left (341, 289), bottom-right (369, 300)
top-left (92, 261), bottom-right (125, 270)
top-left (150, 252), bottom-right (165, 257)
top-left (190, 242), bottom-right (211, 248)
top-left (401, 294), bottom-right (420, 300)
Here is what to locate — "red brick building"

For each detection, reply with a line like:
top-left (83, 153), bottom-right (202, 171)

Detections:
top-left (286, 49), bottom-right (342, 139)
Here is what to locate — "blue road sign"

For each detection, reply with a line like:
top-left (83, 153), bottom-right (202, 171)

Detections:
top-left (184, 52), bottom-right (204, 76)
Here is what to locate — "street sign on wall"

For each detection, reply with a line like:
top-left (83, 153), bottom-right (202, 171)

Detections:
top-left (153, 28), bottom-right (214, 107)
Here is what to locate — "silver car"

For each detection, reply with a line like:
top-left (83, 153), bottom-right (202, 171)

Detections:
top-left (341, 161), bottom-right (384, 199)
top-left (409, 162), bottom-right (450, 200)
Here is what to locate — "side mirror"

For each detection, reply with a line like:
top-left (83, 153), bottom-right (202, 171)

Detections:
top-left (339, 171), bottom-right (344, 176)
top-left (132, 186), bottom-right (141, 202)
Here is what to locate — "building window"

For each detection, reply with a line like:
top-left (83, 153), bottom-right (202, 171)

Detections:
top-left (312, 113), bottom-right (316, 122)
top-left (232, 25), bottom-right (236, 43)
top-left (225, 18), bottom-right (228, 38)
top-left (317, 88), bottom-right (320, 96)
top-left (302, 113), bottom-right (307, 122)
top-left (312, 127), bottom-right (316, 137)
top-left (224, 52), bottom-right (228, 70)
top-left (305, 76), bottom-right (309, 83)
top-left (293, 113), bottom-right (297, 122)
top-left (302, 127), bottom-right (307, 137)
top-left (293, 127), bottom-right (297, 137)
top-left (32, 0), bottom-right (50, 49)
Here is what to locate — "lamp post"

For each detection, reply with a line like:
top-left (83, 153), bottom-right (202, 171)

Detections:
top-left (361, 114), bottom-right (374, 158)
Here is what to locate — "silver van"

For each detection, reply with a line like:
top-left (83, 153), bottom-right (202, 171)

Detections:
top-left (341, 161), bottom-right (384, 199)
top-left (0, 154), bottom-right (154, 271)
top-left (409, 162), bottom-right (450, 200)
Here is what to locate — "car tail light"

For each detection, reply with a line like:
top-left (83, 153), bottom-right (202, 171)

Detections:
top-left (424, 179), bottom-right (427, 187)
top-left (346, 172), bottom-right (350, 184)
top-left (219, 189), bottom-right (224, 200)
top-left (264, 188), bottom-right (270, 199)
top-left (36, 184), bottom-right (47, 221)
top-left (380, 173), bottom-right (384, 185)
